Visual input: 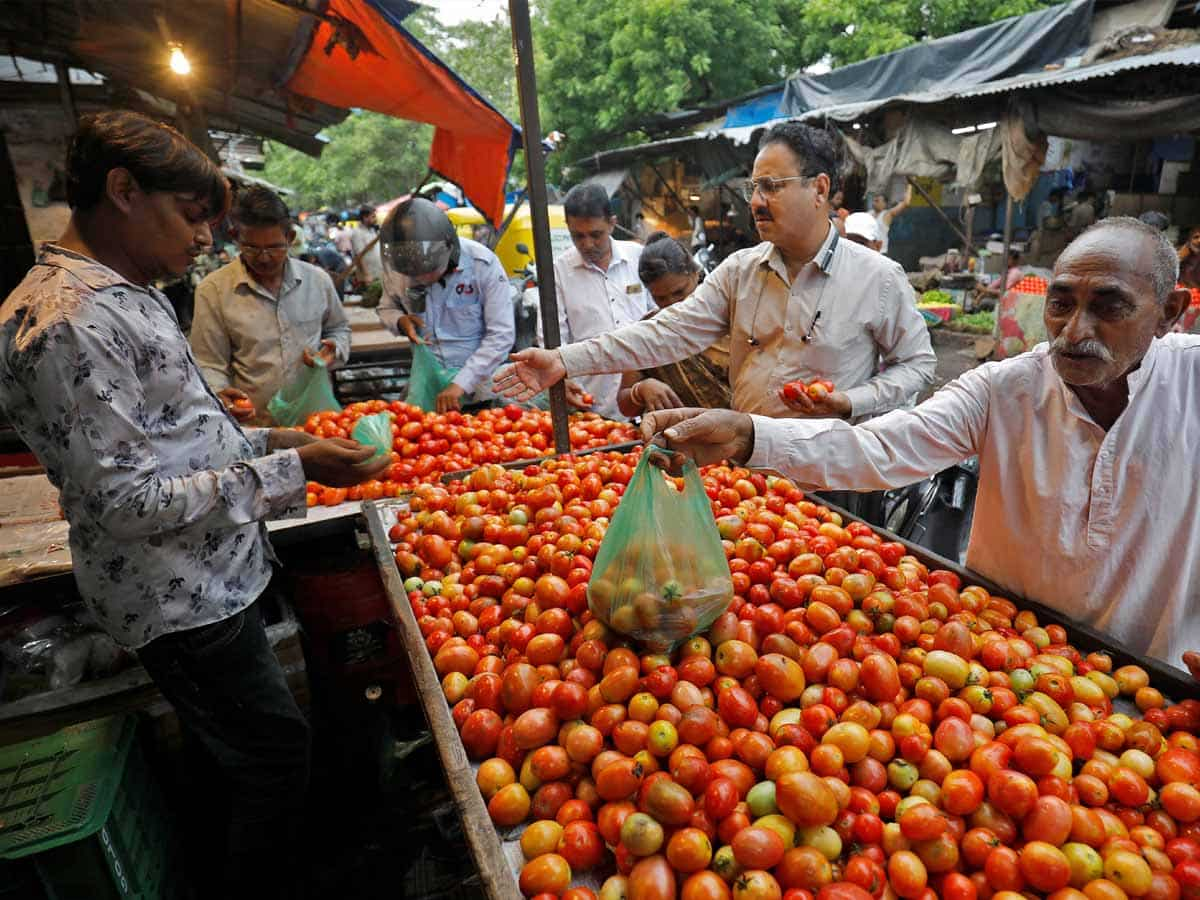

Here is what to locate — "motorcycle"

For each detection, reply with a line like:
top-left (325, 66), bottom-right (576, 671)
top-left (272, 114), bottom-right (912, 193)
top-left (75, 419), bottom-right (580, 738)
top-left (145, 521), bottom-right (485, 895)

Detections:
top-left (881, 458), bottom-right (979, 564)
top-left (693, 242), bottom-right (717, 276)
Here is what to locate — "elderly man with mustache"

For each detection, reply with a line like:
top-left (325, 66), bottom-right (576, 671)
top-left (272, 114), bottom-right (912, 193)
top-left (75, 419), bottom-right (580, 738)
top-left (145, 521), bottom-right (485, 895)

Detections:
top-left (637, 217), bottom-right (1200, 677)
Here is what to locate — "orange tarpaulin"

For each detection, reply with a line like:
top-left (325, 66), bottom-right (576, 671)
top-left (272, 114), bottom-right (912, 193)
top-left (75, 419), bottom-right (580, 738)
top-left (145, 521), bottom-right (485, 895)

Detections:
top-left (286, 0), bottom-right (518, 224)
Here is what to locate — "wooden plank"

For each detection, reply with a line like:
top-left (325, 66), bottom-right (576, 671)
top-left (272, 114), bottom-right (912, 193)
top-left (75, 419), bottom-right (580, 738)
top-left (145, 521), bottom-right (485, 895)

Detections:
top-left (819, 499), bottom-right (1200, 702)
top-left (364, 498), bottom-right (522, 900)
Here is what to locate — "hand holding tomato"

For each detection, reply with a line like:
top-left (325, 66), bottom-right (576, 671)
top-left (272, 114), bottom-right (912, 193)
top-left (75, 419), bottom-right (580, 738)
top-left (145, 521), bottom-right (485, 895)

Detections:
top-left (779, 379), bottom-right (851, 418)
top-left (564, 380), bottom-right (593, 410)
top-left (217, 387), bottom-right (256, 422)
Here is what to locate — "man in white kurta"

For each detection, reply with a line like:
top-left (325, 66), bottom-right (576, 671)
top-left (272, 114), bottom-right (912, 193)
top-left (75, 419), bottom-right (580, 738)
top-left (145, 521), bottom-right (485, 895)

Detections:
top-left (638, 218), bottom-right (1200, 674)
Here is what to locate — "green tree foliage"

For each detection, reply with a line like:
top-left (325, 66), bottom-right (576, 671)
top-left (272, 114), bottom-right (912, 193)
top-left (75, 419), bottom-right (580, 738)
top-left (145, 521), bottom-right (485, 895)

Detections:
top-left (262, 113), bottom-right (432, 210)
top-left (536, 0), bottom-right (808, 158)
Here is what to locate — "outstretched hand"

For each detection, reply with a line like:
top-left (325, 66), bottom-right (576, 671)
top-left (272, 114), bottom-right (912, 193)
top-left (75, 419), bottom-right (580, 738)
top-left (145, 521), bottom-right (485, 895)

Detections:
top-left (493, 348), bottom-right (567, 402)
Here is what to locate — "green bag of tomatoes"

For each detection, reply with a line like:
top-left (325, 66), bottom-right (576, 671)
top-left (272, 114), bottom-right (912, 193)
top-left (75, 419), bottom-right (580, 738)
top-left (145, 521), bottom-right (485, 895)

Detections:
top-left (406, 342), bottom-right (459, 412)
top-left (265, 357), bottom-right (341, 426)
top-left (587, 446), bottom-right (734, 651)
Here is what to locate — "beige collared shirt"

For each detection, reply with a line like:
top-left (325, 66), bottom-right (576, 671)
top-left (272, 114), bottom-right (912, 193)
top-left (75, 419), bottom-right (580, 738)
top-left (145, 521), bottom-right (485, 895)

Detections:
top-left (191, 257), bottom-right (351, 422)
top-left (557, 225), bottom-right (935, 419)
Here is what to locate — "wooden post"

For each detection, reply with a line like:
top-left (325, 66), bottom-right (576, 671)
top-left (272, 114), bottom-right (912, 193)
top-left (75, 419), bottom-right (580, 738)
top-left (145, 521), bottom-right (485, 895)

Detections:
top-left (509, 0), bottom-right (570, 455)
top-left (995, 193), bottom-right (1014, 341)
top-left (54, 63), bottom-right (78, 132)
top-left (906, 176), bottom-right (970, 248)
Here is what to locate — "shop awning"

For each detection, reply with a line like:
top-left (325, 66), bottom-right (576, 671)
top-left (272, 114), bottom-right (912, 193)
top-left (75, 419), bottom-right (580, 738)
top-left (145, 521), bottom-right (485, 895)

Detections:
top-left (0, 0), bottom-right (518, 224)
top-left (284, 0), bottom-right (519, 224)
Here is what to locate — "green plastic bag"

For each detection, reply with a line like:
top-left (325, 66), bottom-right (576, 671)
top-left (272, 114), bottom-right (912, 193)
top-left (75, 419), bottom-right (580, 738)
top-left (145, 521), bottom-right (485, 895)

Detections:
top-left (406, 342), bottom-right (459, 412)
top-left (266, 358), bottom-right (341, 426)
top-left (587, 447), bottom-right (734, 652)
top-left (351, 412), bottom-right (394, 459)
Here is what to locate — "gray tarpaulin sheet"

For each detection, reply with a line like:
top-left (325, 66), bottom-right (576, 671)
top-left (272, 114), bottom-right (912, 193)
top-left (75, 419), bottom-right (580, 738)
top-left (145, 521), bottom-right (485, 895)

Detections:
top-left (841, 111), bottom-right (1046, 200)
top-left (779, 0), bottom-right (1095, 118)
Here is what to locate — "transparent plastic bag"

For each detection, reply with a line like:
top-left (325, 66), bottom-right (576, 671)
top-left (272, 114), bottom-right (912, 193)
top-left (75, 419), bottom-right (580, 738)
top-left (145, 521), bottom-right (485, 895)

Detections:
top-left (266, 357), bottom-right (342, 426)
top-left (351, 412), bottom-right (394, 459)
top-left (406, 343), bottom-right (459, 412)
top-left (587, 447), bottom-right (734, 651)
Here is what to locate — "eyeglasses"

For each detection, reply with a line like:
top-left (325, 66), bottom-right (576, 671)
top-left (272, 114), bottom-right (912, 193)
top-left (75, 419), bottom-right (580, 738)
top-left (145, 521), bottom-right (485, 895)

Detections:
top-left (740, 175), bottom-right (815, 202)
top-left (238, 243), bottom-right (289, 259)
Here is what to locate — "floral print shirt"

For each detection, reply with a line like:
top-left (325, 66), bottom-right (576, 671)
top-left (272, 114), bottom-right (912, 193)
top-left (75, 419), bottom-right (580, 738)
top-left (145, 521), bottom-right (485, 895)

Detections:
top-left (0, 246), bottom-right (307, 648)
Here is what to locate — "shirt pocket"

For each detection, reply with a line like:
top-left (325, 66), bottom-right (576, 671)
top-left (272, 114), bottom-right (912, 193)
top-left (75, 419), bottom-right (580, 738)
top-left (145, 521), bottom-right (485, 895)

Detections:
top-left (440, 289), bottom-right (484, 342)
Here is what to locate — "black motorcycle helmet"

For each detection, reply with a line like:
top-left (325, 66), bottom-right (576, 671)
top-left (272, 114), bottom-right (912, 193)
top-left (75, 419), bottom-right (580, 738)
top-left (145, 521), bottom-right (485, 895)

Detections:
top-left (380, 197), bottom-right (460, 281)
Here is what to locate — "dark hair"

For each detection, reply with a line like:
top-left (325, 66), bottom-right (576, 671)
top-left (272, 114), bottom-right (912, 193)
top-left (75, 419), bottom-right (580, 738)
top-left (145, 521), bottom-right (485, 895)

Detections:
top-left (66, 110), bottom-right (227, 216)
top-left (563, 184), bottom-right (613, 220)
top-left (759, 122), bottom-right (844, 196)
top-left (233, 185), bottom-right (291, 230)
top-left (359, 205), bottom-right (376, 220)
top-left (325, 212), bottom-right (341, 226)
top-left (1008, 248), bottom-right (1021, 262)
top-left (638, 231), bottom-right (699, 285)
top-left (1137, 210), bottom-right (1170, 232)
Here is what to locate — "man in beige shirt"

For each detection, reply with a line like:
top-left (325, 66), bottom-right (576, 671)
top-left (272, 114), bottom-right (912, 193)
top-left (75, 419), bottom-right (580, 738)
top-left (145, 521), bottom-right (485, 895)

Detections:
top-left (494, 122), bottom-right (935, 423)
top-left (191, 187), bottom-right (350, 424)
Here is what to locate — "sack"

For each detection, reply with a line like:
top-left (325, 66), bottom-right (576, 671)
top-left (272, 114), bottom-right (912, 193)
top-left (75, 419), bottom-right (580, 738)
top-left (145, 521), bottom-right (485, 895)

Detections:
top-left (351, 412), bottom-right (394, 459)
top-left (587, 447), bottom-right (733, 652)
top-left (266, 358), bottom-right (341, 426)
top-left (406, 342), bottom-right (459, 412)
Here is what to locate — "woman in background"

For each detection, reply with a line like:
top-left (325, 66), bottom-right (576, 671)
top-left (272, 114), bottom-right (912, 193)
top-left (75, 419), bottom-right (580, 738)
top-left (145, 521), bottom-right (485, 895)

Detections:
top-left (617, 232), bottom-right (731, 417)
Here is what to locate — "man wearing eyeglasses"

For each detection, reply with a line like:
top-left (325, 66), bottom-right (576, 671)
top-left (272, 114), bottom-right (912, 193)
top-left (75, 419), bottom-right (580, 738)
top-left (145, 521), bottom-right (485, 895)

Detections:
top-left (495, 122), bottom-right (935, 425)
top-left (191, 186), bottom-right (351, 424)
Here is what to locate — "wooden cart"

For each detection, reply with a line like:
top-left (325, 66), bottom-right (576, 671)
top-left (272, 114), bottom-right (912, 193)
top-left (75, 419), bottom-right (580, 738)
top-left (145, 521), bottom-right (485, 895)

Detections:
top-left (362, 490), bottom-right (1200, 899)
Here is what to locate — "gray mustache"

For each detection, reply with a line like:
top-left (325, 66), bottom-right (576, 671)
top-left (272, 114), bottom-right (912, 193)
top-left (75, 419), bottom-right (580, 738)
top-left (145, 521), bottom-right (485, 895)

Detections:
top-left (1050, 336), bottom-right (1114, 362)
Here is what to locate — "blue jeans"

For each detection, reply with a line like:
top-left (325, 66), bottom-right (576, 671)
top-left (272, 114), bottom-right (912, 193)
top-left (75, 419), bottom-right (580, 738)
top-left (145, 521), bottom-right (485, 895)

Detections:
top-left (137, 600), bottom-right (310, 897)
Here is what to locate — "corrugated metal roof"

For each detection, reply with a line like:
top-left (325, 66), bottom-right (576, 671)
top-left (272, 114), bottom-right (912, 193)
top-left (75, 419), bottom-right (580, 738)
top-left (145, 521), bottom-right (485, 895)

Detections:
top-left (954, 42), bottom-right (1200, 98)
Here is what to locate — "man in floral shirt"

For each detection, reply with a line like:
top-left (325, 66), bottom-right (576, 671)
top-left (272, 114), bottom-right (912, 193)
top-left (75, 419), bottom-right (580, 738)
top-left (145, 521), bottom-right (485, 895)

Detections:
top-left (0, 111), bottom-right (387, 897)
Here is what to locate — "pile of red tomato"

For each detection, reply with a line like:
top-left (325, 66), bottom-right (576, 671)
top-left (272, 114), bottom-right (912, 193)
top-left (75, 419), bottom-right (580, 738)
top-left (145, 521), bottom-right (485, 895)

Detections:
top-left (301, 401), bottom-right (637, 506)
top-left (386, 449), bottom-right (1200, 900)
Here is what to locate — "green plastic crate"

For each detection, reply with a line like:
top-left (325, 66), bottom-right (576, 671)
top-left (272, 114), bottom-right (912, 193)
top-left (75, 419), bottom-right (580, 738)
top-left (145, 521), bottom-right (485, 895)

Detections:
top-left (0, 716), bottom-right (177, 900)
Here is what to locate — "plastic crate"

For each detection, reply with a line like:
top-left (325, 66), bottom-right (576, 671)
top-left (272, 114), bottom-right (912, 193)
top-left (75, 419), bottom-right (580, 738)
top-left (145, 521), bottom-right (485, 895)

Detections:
top-left (0, 716), bottom-right (177, 899)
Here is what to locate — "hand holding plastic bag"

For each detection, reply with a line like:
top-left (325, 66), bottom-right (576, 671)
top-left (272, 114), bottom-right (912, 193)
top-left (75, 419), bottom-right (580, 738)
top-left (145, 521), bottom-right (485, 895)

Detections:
top-left (587, 446), bottom-right (733, 651)
top-left (407, 342), bottom-right (460, 412)
top-left (351, 412), bottom-right (394, 460)
top-left (266, 357), bottom-right (341, 426)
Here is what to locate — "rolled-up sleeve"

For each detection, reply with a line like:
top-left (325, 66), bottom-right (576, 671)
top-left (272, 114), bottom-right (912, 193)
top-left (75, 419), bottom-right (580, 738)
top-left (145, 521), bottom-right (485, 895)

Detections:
top-left (453, 253), bottom-right (515, 393)
top-left (189, 277), bottom-right (233, 392)
top-left (377, 272), bottom-right (410, 336)
top-left (318, 272), bottom-right (352, 366)
top-left (36, 322), bottom-right (306, 540)
top-left (558, 269), bottom-right (733, 377)
top-left (750, 362), bottom-right (991, 490)
top-left (844, 268), bottom-right (937, 418)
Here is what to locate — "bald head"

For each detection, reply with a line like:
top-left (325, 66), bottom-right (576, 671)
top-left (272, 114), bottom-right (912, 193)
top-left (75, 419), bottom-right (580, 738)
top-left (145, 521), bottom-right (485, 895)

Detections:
top-left (1046, 219), bottom-right (1190, 388)
top-left (1065, 217), bottom-right (1179, 303)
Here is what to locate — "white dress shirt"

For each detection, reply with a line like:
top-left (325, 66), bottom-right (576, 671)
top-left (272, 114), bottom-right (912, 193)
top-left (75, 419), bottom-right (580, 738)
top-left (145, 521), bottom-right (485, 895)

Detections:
top-left (557, 226), bottom-right (935, 420)
top-left (190, 257), bottom-right (351, 423)
top-left (748, 334), bottom-right (1200, 671)
top-left (378, 238), bottom-right (516, 395)
top-left (544, 239), bottom-right (656, 420)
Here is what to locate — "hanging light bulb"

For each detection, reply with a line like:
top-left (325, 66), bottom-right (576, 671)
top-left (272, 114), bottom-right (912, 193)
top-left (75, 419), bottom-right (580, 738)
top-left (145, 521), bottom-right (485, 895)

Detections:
top-left (168, 43), bottom-right (191, 76)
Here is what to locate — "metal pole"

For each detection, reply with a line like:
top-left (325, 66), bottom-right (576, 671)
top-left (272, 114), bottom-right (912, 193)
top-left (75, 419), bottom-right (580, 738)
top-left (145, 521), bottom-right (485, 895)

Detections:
top-left (54, 63), bottom-right (78, 132)
top-left (509, 0), bottom-right (570, 456)
top-left (996, 193), bottom-right (1014, 341)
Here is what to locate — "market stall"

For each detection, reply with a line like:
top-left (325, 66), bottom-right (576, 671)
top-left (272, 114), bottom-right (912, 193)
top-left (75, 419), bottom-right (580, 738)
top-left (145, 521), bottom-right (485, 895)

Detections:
top-left (355, 444), bottom-right (1200, 899)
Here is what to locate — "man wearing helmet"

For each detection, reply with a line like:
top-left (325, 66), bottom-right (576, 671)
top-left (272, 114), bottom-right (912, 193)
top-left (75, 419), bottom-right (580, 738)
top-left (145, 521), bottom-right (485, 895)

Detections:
top-left (377, 198), bottom-right (516, 412)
